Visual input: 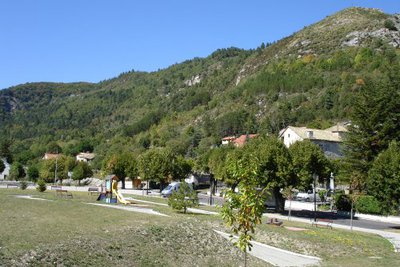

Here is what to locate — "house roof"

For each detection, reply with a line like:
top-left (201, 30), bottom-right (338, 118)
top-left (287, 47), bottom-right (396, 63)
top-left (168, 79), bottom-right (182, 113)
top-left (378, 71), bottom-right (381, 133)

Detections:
top-left (233, 134), bottom-right (259, 147)
top-left (77, 152), bottom-right (96, 160)
top-left (43, 153), bottom-right (62, 160)
top-left (222, 136), bottom-right (236, 141)
top-left (281, 126), bottom-right (344, 142)
top-left (325, 123), bottom-right (349, 133)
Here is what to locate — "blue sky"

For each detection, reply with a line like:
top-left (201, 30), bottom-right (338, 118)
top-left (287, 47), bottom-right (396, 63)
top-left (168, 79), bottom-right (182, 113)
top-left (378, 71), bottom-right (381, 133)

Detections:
top-left (0, 0), bottom-right (399, 89)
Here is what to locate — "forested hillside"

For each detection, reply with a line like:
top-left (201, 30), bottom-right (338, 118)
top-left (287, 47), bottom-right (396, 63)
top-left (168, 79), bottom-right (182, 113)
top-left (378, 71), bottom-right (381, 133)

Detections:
top-left (0, 7), bottom-right (399, 169)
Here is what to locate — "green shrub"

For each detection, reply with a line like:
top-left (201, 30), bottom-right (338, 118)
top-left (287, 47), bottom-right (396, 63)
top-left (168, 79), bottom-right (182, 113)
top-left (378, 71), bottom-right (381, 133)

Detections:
top-left (384, 19), bottom-right (397, 31)
top-left (36, 179), bottom-right (47, 192)
top-left (355, 195), bottom-right (382, 215)
top-left (19, 180), bottom-right (28, 190)
top-left (318, 190), bottom-right (327, 202)
top-left (335, 193), bottom-right (351, 211)
top-left (168, 182), bottom-right (199, 213)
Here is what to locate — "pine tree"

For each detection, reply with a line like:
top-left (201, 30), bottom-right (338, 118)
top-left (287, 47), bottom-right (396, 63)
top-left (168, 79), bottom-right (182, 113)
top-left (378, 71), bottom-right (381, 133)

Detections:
top-left (344, 79), bottom-right (400, 190)
top-left (368, 141), bottom-right (400, 215)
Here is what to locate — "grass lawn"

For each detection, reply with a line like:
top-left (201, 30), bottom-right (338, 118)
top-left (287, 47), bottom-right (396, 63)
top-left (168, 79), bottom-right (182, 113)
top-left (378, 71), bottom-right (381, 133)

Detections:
top-left (255, 219), bottom-right (400, 266)
top-left (0, 189), bottom-right (264, 267)
top-left (1, 188), bottom-right (400, 266)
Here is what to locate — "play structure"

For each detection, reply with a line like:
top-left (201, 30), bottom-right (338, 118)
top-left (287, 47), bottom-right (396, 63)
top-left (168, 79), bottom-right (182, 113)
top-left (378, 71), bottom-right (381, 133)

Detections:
top-left (97, 175), bottom-right (130, 205)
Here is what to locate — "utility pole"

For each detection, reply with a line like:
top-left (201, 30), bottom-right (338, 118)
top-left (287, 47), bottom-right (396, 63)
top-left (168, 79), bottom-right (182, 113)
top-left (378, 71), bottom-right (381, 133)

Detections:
top-left (54, 149), bottom-right (58, 185)
top-left (209, 176), bottom-right (214, 206)
top-left (313, 173), bottom-right (318, 222)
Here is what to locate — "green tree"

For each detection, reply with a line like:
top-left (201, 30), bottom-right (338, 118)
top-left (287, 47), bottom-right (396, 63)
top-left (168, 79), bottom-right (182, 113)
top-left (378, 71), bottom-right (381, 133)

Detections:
top-left (27, 165), bottom-right (39, 182)
top-left (137, 148), bottom-right (184, 190)
top-left (0, 139), bottom-right (13, 163)
top-left (39, 156), bottom-right (73, 183)
top-left (36, 179), bottom-right (47, 192)
top-left (72, 161), bottom-right (93, 185)
top-left (46, 141), bottom-right (62, 153)
top-left (9, 162), bottom-right (26, 181)
top-left (289, 140), bottom-right (331, 190)
top-left (344, 80), bottom-right (400, 190)
top-left (282, 186), bottom-right (296, 221)
top-left (221, 148), bottom-right (265, 265)
top-left (168, 181), bottom-right (199, 213)
top-left (104, 153), bottom-right (136, 189)
top-left (170, 155), bottom-right (192, 181)
top-left (0, 160), bottom-right (4, 174)
top-left (368, 141), bottom-right (400, 215)
top-left (245, 137), bottom-right (293, 212)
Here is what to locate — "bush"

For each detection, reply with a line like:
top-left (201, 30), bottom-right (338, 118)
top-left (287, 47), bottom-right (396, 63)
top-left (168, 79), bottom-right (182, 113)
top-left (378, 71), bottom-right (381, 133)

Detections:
top-left (318, 189), bottom-right (327, 202)
top-left (36, 179), bottom-right (47, 192)
top-left (334, 193), bottom-right (351, 212)
top-left (168, 182), bottom-right (199, 213)
top-left (19, 180), bottom-right (28, 190)
top-left (355, 195), bottom-right (382, 215)
top-left (384, 19), bottom-right (397, 31)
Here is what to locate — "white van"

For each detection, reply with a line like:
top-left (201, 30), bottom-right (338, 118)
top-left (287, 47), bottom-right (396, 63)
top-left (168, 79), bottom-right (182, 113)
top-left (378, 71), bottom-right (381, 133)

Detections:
top-left (161, 182), bottom-right (181, 198)
top-left (161, 182), bottom-right (193, 198)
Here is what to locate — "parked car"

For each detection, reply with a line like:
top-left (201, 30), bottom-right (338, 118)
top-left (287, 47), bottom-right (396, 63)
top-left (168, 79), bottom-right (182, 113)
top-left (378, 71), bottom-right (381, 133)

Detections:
top-left (161, 182), bottom-right (180, 198)
top-left (296, 191), bottom-right (321, 202)
top-left (161, 182), bottom-right (194, 198)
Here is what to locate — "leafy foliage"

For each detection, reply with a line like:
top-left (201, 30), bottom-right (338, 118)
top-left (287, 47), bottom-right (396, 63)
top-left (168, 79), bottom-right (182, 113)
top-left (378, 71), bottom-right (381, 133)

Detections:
top-left (289, 140), bottom-right (332, 190)
top-left (168, 182), bottom-right (199, 213)
top-left (39, 156), bottom-right (75, 183)
top-left (335, 192), bottom-right (352, 212)
top-left (221, 147), bottom-right (265, 253)
top-left (104, 153), bottom-right (137, 189)
top-left (27, 165), bottom-right (39, 182)
top-left (0, 160), bottom-right (4, 174)
top-left (344, 79), bottom-right (400, 189)
top-left (355, 195), bottom-right (382, 215)
top-left (9, 162), bottom-right (26, 181)
top-left (19, 180), bottom-right (28, 190)
top-left (36, 179), bottom-right (47, 192)
top-left (72, 162), bottom-right (93, 184)
top-left (368, 141), bottom-right (400, 215)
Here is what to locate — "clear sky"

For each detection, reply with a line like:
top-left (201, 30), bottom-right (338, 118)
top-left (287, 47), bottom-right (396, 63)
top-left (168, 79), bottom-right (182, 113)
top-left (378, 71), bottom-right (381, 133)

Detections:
top-left (0, 0), bottom-right (399, 89)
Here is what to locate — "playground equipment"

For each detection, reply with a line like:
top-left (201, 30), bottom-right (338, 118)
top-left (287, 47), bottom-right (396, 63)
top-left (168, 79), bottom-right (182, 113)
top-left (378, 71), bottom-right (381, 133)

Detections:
top-left (112, 178), bottom-right (130, 205)
top-left (97, 175), bottom-right (130, 205)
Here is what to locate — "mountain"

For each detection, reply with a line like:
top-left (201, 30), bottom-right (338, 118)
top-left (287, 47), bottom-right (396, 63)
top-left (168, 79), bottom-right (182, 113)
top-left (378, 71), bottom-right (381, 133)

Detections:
top-left (1, 7), bottom-right (399, 168)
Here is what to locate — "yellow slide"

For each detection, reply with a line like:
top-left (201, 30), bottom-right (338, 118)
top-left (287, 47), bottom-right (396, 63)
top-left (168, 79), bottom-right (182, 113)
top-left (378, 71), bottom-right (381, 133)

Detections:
top-left (112, 180), bottom-right (130, 205)
top-left (112, 189), bottom-right (130, 205)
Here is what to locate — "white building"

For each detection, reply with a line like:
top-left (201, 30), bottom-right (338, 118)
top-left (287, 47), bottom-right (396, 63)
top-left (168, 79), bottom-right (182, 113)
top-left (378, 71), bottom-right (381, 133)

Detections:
top-left (0, 158), bottom-right (10, 180)
top-left (76, 152), bottom-right (96, 163)
top-left (279, 123), bottom-right (348, 158)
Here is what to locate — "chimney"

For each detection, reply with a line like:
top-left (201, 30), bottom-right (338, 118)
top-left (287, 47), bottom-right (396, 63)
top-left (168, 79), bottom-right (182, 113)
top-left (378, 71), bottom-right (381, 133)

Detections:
top-left (306, 130), bottom-right (313, 138)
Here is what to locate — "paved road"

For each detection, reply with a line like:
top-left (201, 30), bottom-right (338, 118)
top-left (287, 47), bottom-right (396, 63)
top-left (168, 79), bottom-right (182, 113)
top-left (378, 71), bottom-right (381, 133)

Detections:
top-left (265, 212), bottom-right (400, 252)
top-left (197, 193), bottom-right (225, 206)
top-left (281, 209), bottom-right (400, 230)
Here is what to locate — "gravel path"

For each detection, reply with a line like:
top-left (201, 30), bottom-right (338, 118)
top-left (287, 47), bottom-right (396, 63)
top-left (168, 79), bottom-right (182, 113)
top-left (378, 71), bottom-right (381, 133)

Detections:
top-left (214, 230), bottom-right (321, 267)
top-left (126, 197), bottom-right (219, 215)
top-left (14, 195), bottom-right (53, 201)
top-left (86, 203), bottom-right (169, 217)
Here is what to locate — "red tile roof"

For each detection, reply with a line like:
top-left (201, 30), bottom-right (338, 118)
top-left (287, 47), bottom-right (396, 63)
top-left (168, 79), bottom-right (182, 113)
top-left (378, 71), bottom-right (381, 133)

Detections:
top-left (233, 134), bottom-right (259, 147)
